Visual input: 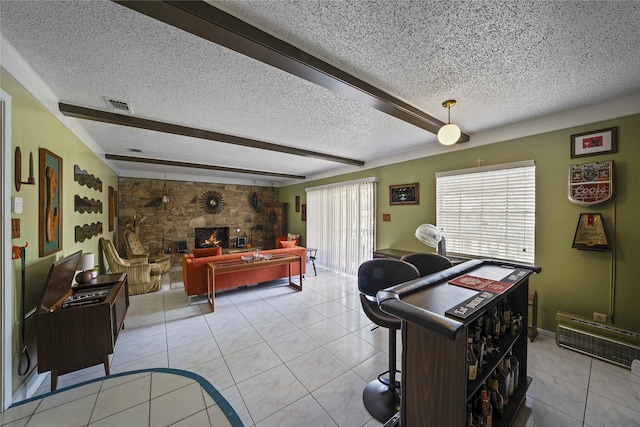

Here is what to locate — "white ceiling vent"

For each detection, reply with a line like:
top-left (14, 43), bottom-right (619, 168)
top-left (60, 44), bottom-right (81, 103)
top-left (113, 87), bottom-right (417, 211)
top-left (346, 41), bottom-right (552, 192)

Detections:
top-left (104, 97), bottom-right (133, 115)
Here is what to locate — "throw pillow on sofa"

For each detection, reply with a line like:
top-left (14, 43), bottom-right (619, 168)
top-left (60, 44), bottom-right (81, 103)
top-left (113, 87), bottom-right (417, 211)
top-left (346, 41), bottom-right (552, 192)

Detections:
top-left (193, 247), bottom-right (222, 258)
top-left (287, 233), bottom-right (300, 242)
top-left (278, 240), bottom-right (297, 248)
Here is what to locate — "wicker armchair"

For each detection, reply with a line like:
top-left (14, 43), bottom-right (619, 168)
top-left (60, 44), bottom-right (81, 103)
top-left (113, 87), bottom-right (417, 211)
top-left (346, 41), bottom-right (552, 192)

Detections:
top-left (100, 238), bottom-right (162, 295)
top-left (123, 231), bottom-right (171, 274)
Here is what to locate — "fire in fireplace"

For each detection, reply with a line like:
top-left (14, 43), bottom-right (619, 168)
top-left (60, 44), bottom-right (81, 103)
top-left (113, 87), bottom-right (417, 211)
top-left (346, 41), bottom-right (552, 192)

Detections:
top-left (194, 227), bottom-right (230, 249)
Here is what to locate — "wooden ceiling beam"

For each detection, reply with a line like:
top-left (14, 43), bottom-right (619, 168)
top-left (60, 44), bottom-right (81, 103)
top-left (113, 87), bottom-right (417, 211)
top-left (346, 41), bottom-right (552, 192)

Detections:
top-left (113, 0), bottom-right (470, 143)
top-left (105, 154), bottom-right (306, 179)
top-left (59, 102), bottom-right (364, 166)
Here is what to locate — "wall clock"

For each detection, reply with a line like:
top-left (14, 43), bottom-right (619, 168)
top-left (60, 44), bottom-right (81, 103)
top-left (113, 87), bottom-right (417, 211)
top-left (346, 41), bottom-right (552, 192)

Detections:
top-left (200, 191), bottom-right (226, 214)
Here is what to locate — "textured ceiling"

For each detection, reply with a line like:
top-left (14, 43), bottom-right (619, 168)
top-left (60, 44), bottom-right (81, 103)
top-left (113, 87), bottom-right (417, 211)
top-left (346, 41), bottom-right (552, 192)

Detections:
top-left (1, 1), bottom-right (639, 185)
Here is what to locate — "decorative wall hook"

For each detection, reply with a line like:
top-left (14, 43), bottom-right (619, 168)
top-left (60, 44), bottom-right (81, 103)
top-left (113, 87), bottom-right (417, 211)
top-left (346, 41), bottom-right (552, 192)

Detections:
top-left (14, 147), bottom-right (36, 191)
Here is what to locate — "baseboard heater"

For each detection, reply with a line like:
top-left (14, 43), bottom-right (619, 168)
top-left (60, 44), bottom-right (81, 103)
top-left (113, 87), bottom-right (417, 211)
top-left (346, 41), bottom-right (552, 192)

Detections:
top-left (556, 312), bottom-right (640, 369)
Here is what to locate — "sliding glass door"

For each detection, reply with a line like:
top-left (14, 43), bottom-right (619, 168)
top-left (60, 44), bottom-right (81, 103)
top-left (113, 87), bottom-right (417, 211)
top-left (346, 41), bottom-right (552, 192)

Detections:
top-left (306, 178), bottom-right (377, 276)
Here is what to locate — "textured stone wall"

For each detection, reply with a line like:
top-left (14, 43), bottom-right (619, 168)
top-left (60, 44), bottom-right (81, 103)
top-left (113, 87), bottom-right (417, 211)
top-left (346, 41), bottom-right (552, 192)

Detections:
top-left (117, 177), bottom-right (278, 263)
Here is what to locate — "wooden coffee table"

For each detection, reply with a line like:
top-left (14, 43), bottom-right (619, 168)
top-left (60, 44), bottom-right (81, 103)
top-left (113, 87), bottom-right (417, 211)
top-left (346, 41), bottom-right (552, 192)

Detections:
top-left (205, 253), bottom-right (302, 311)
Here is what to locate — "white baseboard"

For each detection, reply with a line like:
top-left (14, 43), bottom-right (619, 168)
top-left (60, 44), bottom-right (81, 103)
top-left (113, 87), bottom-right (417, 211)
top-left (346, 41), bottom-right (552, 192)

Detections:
top-left (11, 369), bottom-right (47, 406)
top-left (538, 328), bottom-right (555, 338)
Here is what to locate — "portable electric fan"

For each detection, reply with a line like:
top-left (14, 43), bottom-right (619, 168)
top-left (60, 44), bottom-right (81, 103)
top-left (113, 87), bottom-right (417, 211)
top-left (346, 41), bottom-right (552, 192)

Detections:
top-left (415, 224), bottom-right (447, 256)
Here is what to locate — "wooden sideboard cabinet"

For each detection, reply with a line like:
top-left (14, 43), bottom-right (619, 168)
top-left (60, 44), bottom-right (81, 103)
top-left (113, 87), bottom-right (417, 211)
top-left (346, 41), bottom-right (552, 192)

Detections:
top-left (372, 248), bottom-right (414, 259)
top-left (37, 268), bottom-right (129, 391)
top-left (378, 259), bottom-right (540, 426)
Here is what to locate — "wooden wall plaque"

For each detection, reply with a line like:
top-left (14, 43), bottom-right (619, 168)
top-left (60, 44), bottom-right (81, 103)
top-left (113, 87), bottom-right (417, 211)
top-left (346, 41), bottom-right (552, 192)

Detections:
top-left (75, 222), bottom-right (103, 243)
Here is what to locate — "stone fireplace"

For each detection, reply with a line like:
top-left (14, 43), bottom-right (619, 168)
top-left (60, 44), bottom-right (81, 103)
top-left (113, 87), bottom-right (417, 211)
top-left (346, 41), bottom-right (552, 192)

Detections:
top-left (117, 177), bottom-right (279, 264)
top-left (195, 227), bottom-right (230, 249)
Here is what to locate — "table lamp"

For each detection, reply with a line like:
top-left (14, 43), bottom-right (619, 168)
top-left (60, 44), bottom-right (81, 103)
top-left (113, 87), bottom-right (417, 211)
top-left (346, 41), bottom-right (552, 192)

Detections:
top-left (75, 252), bottom-right (95, 284)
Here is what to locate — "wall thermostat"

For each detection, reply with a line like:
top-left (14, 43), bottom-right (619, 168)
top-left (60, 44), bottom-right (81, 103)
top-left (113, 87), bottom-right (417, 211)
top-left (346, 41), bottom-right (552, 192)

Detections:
top-left (12, 197), bottom-right (23, 214)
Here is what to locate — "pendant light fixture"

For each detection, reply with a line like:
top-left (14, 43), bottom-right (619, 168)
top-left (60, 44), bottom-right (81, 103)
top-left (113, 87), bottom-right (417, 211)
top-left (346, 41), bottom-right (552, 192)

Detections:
top-left (251, 180), bottom-right (258, 210)
top-left (161, 173), bottom-right (169, 209)
top-left (437, 100), bottom-right (461, 146)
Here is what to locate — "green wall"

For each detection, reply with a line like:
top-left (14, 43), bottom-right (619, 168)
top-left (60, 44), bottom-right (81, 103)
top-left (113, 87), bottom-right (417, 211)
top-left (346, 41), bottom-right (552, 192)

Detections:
top-left (280, 114), bottom-right (640, 334)
top-left (4, 62), bottom-right (638, 396)
top-left (3, 69), bottom-right (118, 395)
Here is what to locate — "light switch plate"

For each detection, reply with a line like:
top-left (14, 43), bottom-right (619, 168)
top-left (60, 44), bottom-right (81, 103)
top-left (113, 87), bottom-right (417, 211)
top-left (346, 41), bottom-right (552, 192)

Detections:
top-left (12, 197), bottom-right (23, 214)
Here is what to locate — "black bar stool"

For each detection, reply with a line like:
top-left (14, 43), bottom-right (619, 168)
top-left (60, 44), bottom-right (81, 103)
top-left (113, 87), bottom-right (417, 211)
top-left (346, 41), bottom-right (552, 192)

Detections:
top-left (358, 258), bottom-right (420, 423)
top-left (400, 252), bottom-right (452, 277)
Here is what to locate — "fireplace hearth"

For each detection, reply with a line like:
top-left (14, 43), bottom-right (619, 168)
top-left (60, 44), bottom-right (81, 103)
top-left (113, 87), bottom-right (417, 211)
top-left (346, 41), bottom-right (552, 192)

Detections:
top-left (195, 227), bottom-right (230, 249)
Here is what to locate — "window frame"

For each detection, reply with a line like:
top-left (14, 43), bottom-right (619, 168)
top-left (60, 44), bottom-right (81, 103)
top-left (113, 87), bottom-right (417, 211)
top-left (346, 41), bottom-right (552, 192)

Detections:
top-left (436, 160), bottom-right (536, 265)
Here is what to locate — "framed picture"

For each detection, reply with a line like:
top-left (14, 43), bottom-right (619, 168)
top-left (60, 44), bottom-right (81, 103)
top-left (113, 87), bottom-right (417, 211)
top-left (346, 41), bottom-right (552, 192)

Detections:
top-left (39, 148), bottom-right (63, 256)
top-left (389, 183), bottom-right (419, 205)
top-left (570, 127), bottom-right (617, 158)
top-left (301, 204), bottom-right (307, 221)
top-left (295, 195), bottom-right (300, 212)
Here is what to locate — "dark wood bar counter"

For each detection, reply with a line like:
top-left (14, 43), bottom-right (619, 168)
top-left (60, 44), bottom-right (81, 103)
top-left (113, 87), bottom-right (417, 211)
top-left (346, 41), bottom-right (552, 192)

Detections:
top-left (378, 259), bottom-right (540, 427)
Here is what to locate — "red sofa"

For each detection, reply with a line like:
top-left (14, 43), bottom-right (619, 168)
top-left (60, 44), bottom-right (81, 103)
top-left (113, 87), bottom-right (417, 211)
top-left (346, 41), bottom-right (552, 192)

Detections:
top-left (182, 246), bottom-right (306, 299)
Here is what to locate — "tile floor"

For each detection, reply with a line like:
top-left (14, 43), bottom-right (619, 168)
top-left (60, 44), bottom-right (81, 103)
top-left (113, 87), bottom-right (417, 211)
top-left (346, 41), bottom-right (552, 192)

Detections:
top-left (1, 369), bottom-right (241, 427)
top-left (2, 266), bottom-right (639, 426)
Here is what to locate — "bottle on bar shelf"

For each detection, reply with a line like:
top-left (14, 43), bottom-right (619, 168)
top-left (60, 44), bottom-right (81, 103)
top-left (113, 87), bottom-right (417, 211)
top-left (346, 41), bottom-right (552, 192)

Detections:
top-left (468, 336), bottom-right (478, 381)
top-left (496, 360), bottom-right (511, 406)
top-left (498, 302), bottom-right (507, 337)
top-left (488, 305), bottom-right (501, 340)
top-left (477, 314), bottom-right (485, 333)
top-left (503, 298), bottom-right (511, 329)
top-left (509, 350), bottom-right (520, 392)
top-left (509, 316), bottom-right (517, 335)
top-left (505, 357), bottom-right (515, 397)
top-left (466, 402), bottom-right (475, 427)
top-left (489, 378), bottom-right (504, 418)
top-left (513, 313), bottom-right (523, 333)
top-left (485, 335), bottom-right (494, 356)
top-left (483, 310), bottom-right (492, 338)
top-left (480, 385), bottom-right (493, 427)
top-left (474, 326), bottom-right (485, 374)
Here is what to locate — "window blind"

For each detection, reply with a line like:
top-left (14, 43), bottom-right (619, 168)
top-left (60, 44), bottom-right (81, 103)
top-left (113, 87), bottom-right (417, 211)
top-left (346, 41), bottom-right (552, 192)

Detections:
top-left (306, 179), bottom-right (376, 276)
top-left (436, 161), bottom-right (535, 264)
